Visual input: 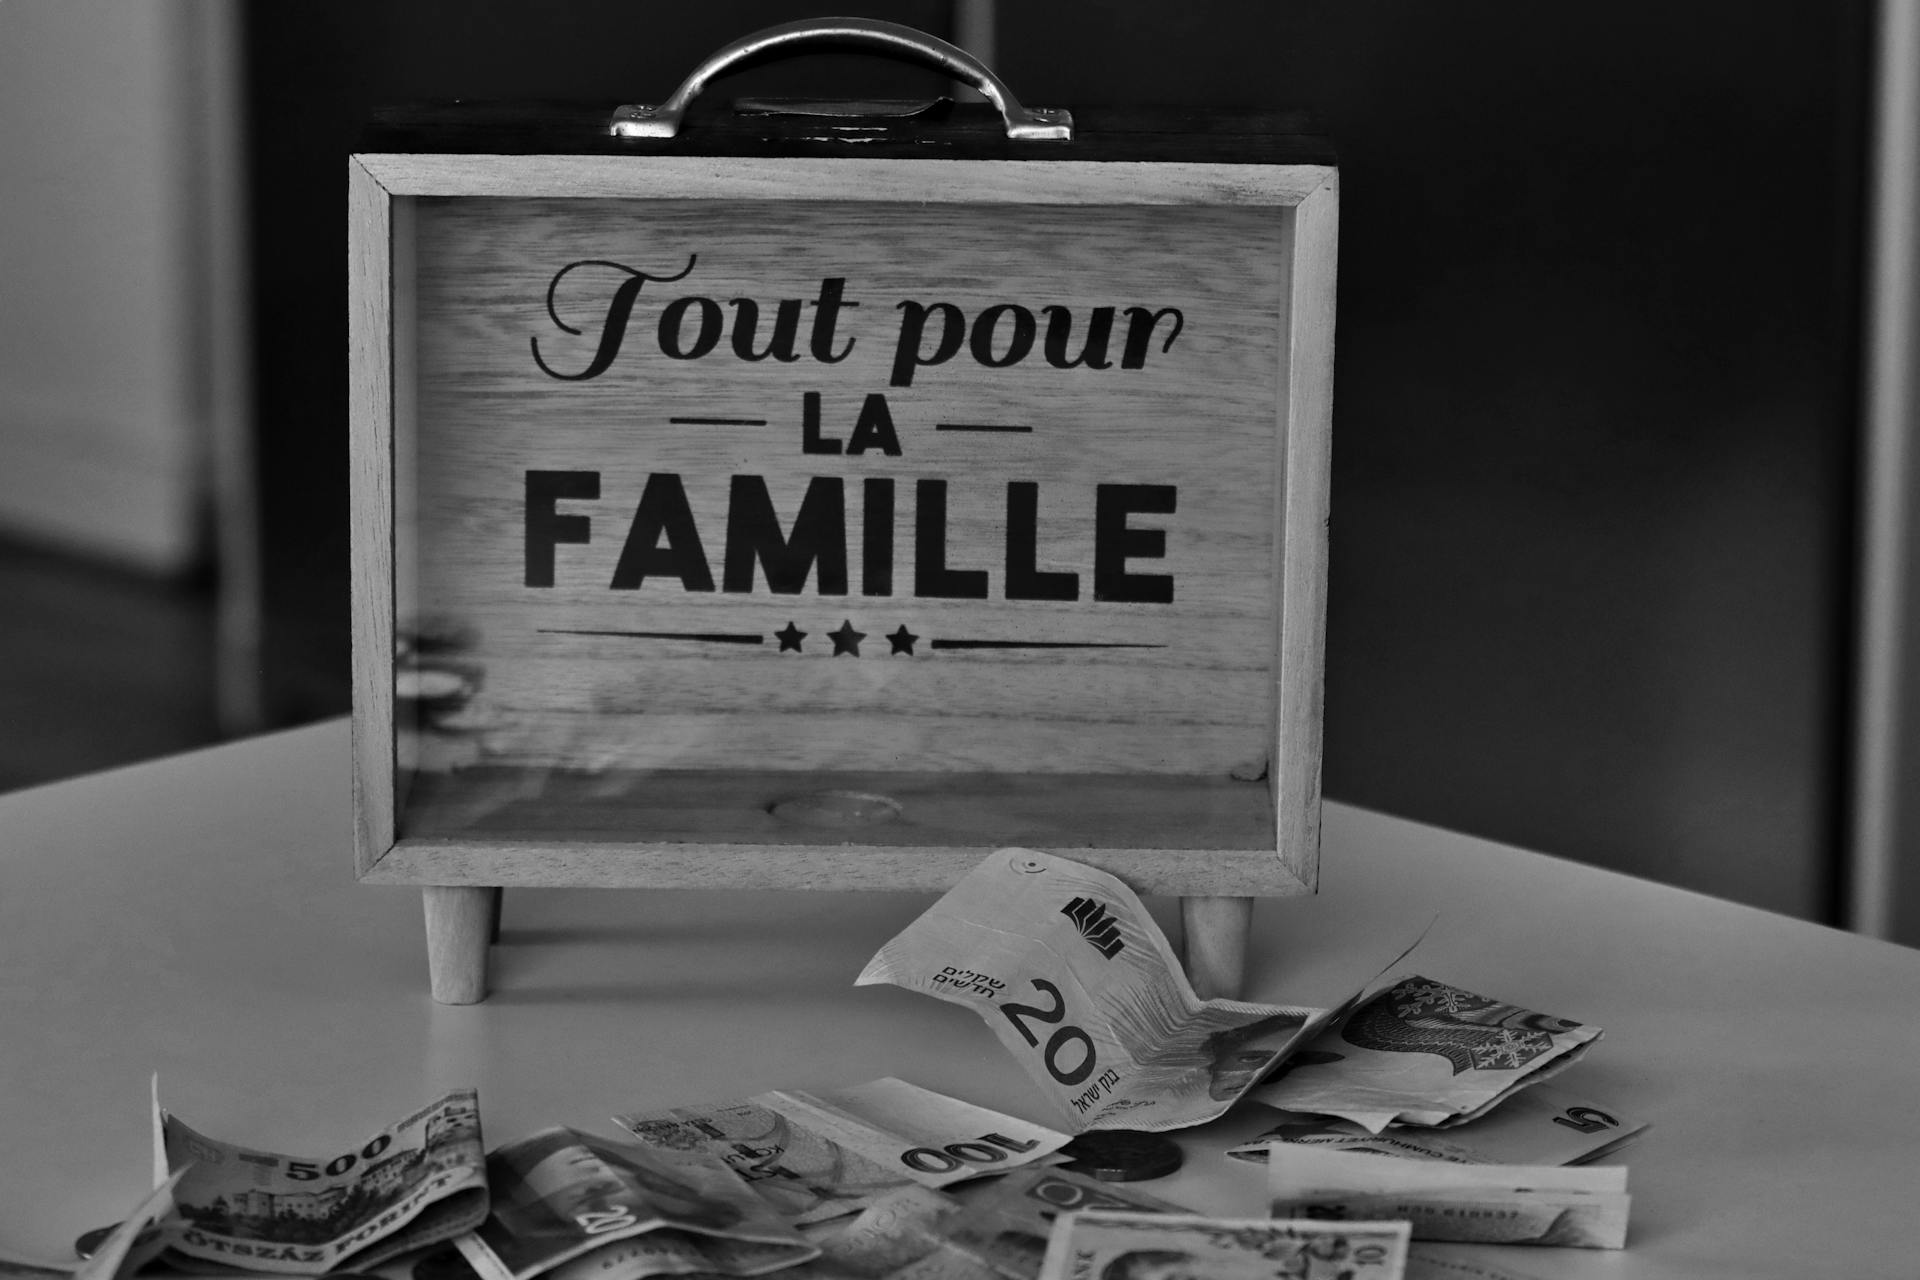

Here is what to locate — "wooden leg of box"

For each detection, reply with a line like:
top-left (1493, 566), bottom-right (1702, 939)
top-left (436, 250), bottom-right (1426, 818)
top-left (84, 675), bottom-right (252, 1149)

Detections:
top-left (486, 887), bottom-right (504, 944)
top-left (1181, 895), bottom-right (1253, 1000)
top-left (424, 886), bottom-right (495, 1004)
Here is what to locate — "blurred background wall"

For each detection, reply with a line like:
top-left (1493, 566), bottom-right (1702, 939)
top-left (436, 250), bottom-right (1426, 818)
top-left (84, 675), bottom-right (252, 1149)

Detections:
top-left (0, 0), bottom-right (241, 778)
top-left (4, 0), bottom-right (1917, 944)
top-left (0, 1), bottom-right (233, 571)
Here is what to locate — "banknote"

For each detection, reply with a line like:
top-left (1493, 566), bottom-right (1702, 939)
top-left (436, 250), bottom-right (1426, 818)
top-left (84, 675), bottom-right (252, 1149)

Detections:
top-left (857, 848), bottom-right (1365, 1133)
top-left (1229, 1082), bottom-right (1646, 1166)
top-left (1037, 1210), bottom-right (1410, 1280)
top-left (912, 1167), bottom-right (1188, 1280)
top-left (534, 1232), bottom-right (815, 1280)
top-left (455, 1126), bottom-right (817, 1280)
top-left (1267, 1146), bottom-right (1629, 1250)
top-left (154, 1086), bottom-right (487, 1273)
top-left (1248, 977), bottom-right (1601, 1131)
top-left (802, 1184), bottom-right (965, 1277)
top-left (616, 1078), bottom-right (1071, 1225)
top-left (786, 1166), bottom-right (1190, 1280)
top-left (1404, 1250), bottom-right (1551, 1280)
top-left (861, 1242), bottom-right (998, 1280)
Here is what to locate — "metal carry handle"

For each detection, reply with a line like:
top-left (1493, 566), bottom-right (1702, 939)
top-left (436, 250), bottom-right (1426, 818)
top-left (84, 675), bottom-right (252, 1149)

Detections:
top-left (609, 16), bottom-right (1072, 141)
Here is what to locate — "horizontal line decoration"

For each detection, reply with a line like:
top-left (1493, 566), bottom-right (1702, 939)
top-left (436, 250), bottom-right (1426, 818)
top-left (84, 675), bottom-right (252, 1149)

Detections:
top-left (538, 628), bottom-right (764, 644)
top-left (930, 639), bottom-right (1167, 650)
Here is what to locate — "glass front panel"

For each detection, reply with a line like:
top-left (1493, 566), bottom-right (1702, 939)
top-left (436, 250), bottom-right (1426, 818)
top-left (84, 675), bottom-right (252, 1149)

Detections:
top-left (391, 196), bottom-right (1287, 852)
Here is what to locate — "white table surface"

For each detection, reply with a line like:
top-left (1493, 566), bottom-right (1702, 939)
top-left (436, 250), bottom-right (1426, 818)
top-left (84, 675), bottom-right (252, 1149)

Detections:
top-left (2, 720), bottom-right (1917, 1278)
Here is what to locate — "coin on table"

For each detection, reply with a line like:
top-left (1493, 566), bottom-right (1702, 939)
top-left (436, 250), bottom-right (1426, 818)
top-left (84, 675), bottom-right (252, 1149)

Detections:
top-left (412, 1245), bottom-right (481, 1280)
top-left (1060, 1129), bottom-right (1184, 1181)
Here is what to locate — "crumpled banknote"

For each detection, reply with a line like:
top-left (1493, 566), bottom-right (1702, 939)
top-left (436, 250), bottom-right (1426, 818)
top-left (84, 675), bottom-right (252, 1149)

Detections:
top-left (857, 848), bottom-right (1370, 1132)
top-left (1037, 1211), bottom-right (1411, 1280)
top-left (154, 1084), bottom-right (487, 1273)
top-left (1267, 1146), bottom-right (1629, 1249)
top-left (1248, 976), bottom-right (1602, 1131)
top-left (1230, 1081), bottom-right (1645, 1166)
top-left (616, 1078), bottom-right (1071, 1225)
top-left (455, 1127), bottom-right (817, 1280)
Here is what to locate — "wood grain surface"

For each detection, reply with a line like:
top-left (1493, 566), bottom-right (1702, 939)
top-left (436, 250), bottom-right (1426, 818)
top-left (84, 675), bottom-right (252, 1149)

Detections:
top-left (357, 154), bottom-right (1332, 205)
top-left (347, 159), bottom-right (395, 877)
top-left (351, 152), bottom-right (1335, 894)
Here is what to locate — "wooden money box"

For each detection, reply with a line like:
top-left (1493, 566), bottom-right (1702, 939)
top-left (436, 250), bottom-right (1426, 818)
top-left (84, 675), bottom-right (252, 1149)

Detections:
top-left (347, 19), bottom-right (1337, 1003)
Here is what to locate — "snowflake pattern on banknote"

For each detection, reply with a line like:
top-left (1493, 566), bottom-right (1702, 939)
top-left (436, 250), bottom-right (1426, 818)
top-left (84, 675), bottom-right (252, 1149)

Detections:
top-left (1394, 980), bottom-right (1478, 1016)
top-left (1342, 977), bottom-right (1577, 1074)
top-left (625, 1119), bottom-right (707, 1151)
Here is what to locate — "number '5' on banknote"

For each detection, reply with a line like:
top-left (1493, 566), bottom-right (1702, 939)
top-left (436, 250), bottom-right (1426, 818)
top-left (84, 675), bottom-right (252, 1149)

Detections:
top-left (858, 848), bottom-right (1425, 1133)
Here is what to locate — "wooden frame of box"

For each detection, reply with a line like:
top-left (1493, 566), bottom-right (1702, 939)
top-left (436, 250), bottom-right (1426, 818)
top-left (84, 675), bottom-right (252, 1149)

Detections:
top-left (347, 76), bottom-right (1337, 1005)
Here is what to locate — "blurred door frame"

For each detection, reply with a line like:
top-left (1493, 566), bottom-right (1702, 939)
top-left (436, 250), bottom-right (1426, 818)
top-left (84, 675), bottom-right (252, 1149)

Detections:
top-left (1850, 0), bottom-right (1920, 943)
